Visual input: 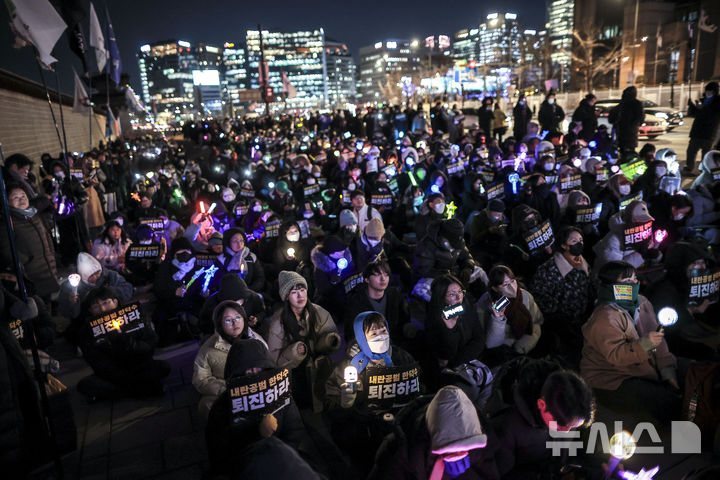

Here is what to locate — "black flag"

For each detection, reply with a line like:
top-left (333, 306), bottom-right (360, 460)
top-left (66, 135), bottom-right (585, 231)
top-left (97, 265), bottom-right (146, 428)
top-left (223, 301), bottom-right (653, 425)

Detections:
top-left (52, 0), bottom-right (89, 73)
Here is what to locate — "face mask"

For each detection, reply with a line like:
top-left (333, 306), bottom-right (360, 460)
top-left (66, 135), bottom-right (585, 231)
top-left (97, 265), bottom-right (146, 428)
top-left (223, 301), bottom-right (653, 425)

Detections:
top-left (367, 237), bottom-right (381, 247)
top-left (674, 213), bottom-right (685, 221)
top-left (303, 211), bottom-right (314, 219)
top-left (348, 183), bottom-right (357, 191)
top-left (568, 242), bottom-right (584, 256)
top-left (252, 205), bottom-right (262, 212)
top-left (307, 177), bottom-right (316, 185)
top-left (434, 202), bottom-right (446, 214)
top-left (313, 171), bottom-right (321, 178)
top-left (176, 252), bottom-right (192, 263)
top-left (287, 232), bottom-right (300, 242)
top-left (544, 162), bottom-right (555, 171)
top-left (367, 333), bottom-right (390, 354)
top-left (655, 167), bottom-right (666, 178)
top-left (618, 184), bottom-right (631, 196)
top-left (413, 196), bottom-right (423, 207)
top-left (548, 98), bottom-right (555, 105)
top-left (345, 224), bottom-right (357, 233)
top-left (55, 171), bottom-right (65, 179)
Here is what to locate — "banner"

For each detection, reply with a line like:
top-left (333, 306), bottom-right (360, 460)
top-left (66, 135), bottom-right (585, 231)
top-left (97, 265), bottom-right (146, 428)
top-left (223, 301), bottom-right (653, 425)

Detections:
top-left (263, 221), bottom-right (281, 239)
top-left (619, 191), bottom-right (643, 211)
top-left (486, 183), bottom-right (504, 201)
top-left (303, 184), bottom-right (320, 197)
top-left (622, 221), bottom-right (653, 250)
top-left (366, 363), bottom-right (421, 409)
top-left (196, 253), bottom-right (219, 268)
top-left (126, 243), bottom-right (161, 261)
top-left (89, 303), bottom-right (145, 344)
top-left (559, 174), bottom-right (582, 194)
top-left (72, 70), bottom-right (90, 115)
top-left (139, 217), bottom-right (164, 230)
top-left (620, 159), bottom-right (647, 180)
top-left (523, 220), bottom-right (554, 255)
top-left (575, 204), bottom-right (602, 224)
top-left (688, 269), bottom-right (720, 305)
top-left (343, 273), bottom-right (364, 294)
top-left (228, 368), bottom-right (292, 423)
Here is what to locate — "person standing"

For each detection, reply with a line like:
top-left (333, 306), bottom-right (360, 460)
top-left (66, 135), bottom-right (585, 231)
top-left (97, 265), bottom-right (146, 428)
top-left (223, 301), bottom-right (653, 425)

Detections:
top-left (493, 102), bottom-right (508, 141)
top-left (572, 93), bottom-right (598, 142)
top-left (685, 81), bottom-right (720, 173)
top-left (513, 94), bottom-right (532, 141)
top-left (608, 86), bottom-right (644, 154)
top-left (538, 90), bottom-right (565, 133)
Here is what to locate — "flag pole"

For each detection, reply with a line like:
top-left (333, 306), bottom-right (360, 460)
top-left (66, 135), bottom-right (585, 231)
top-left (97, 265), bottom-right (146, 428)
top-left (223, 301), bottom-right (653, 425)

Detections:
top-left (54, 68), bottom-right (70, 158)
top-left (32, 50), bottom-right (69, 165)
top-left (89, 75), bottom-right (93, 151)
top-left (0, 143), bottom-right (64, 478)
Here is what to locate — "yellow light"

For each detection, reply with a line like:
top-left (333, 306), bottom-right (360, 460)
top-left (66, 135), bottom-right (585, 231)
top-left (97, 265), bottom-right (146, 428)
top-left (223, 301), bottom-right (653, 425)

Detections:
top-left (445, 201), bottom-right (458, 219)
top-left (609, 431), bottom-right (636, 460)
top-left (112, 320), bottom-right (121, 330)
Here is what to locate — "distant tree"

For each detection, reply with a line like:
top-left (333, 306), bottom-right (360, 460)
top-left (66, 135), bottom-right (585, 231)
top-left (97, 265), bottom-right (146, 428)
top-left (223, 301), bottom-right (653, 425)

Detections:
top-left (568, 19), bottom-right (622, 92)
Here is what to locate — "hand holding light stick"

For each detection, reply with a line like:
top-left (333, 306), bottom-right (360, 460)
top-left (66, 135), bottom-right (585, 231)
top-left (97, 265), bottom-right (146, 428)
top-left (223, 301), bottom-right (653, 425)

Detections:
top-left (656, 307), bottom-right (678, 333)
top-left (606, 431), bottom-right (636, 479)
top-left (68, 273), bottom-right (81, 295)
top-left (344, 365), bottom-right (358, 393)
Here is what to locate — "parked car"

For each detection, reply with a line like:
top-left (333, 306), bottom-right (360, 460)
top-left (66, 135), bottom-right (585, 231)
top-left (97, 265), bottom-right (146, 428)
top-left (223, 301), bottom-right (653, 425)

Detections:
top-left (595, 99), bottom-right (683, 131)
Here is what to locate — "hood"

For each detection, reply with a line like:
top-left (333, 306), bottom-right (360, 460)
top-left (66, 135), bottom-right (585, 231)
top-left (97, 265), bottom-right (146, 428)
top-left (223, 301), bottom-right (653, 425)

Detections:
top-left (310, 245), bottom-right (351, 273)
top-left (77, 252), bottom-right (102, 282)
top-left (224, 338), bottom-right (274, 380)
top-left (212, 300), bottom-right (248, 337)
top-left (218, 274), bottom-right (251, 301)
top-left (607, 211), bottom-right (626, 234)
top-left (621, 86), bottom-right (637, 101)
top-left (426, 386), bottom-right (487, 455)
top-left (349, 311), bottom-right (393, 374)
top-left (222, 227), bottom-right (245, 252)
top-left (699, 150), bottom-right (720, 175)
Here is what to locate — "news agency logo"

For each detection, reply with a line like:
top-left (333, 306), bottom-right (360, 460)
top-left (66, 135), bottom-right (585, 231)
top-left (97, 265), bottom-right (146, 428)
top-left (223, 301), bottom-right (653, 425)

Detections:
top-left (546, 421), bottom-right (702, 456)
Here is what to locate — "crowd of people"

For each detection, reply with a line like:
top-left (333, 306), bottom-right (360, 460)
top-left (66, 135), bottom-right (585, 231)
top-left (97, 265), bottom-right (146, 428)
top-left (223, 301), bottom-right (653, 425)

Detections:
top-left (2, 82), bottom-right (720, 479)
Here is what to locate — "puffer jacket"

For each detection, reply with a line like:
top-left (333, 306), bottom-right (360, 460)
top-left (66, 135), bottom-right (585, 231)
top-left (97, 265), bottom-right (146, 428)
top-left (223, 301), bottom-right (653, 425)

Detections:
top-left (690, 150), bottom-right (720, 189)
top-left (192, 330), bottom-right (267, 418)
top-left (413, 221), bottom-right (476, 280)
top-left (686, 184), bottom-right (720, 227)
top-left (478, 288), bottom-right (543, 353)
top-left (0, 209), bottom-right (58, 298)
top-left (310, 245), bottom-right (357, 305)
top-left (581, 296), bottom-right (677, 390)
top-left (592, 212), bottom-right (645, 274)
top-left (213, 246), bottom-right (265, 293)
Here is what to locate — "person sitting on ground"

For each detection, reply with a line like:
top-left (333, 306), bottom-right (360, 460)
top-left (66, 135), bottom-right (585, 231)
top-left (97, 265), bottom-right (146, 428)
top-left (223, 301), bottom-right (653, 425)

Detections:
top-left (91, 220), bottom-right (132, 272)
top-left (198, 275), bottom-right (267, 338)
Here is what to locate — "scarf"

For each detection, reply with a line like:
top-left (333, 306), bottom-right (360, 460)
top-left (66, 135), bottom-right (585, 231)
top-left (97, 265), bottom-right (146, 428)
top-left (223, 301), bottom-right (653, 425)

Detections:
top-left (10, 206), bottom-right (38, 219)
top-left (172, 257), bottom-right (196, 281)
top-left (350, 312), bottom-right (394, 373)
top-left (597, 283), bottom-right (640, 318)
top-left (504, 290), bottom-right (533, 339)
top-left (228, 247), bottom-right (251, 275)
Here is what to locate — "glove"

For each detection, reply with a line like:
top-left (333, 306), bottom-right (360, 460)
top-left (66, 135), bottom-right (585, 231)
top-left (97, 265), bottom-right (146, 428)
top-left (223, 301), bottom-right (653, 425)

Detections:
top-left (514, 334), bottom-right (536, 354)
top-left (469, 266), bottom-right (488, 285)
top-left (340, 382), bottom-right (357, 409)
top-left (412, 277), bottom-right (433, 302)
top-left (258, 413), bottom-right (278, 438)
top-left (10, 298), bottom-right (38, 321)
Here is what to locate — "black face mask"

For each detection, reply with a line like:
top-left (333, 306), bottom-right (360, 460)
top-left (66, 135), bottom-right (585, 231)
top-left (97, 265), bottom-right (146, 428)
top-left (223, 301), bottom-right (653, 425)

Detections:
top-left (176, 252), bottom-right (192, 263)
top-left (567, 242), bottom-right (584, 256)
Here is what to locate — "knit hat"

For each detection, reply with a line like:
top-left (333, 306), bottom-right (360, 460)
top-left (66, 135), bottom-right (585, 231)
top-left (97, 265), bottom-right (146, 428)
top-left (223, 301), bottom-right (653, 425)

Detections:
top-left (169, 237), bottom-right (193, 258)
top-left (440, 219), bottom-right (464, 240)
top-left (364, 218), bottom-right (385, 238)
top-left (278, 270), bottom-right (308, 301)
top-left (320, 235), bottom-right (346, 255)
top-left (487, 199), bottom-right (505, 214)
top-left (208, 232), bottom-right (224, 246)
top-left (77, 252), bottom-right (101, 282)
top-left (567, 190), bottom-right (591, 209)
top-left (426, 386), bottom-right (487, 455)
top-left (339, 209), bottom-right (357, 227)
top-left (222, 227), bottom-right (245, 251)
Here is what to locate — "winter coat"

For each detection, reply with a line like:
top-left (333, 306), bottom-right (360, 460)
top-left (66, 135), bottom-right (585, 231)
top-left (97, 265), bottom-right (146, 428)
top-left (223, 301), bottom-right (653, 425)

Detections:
top-left (688, 94), bottom-right (720, 140)
top-left (580, 296), bottom-right (677, 390)
top-left (152, 258), bottom-right (206, 315)
top-left (686, 184), bottom-right (720, 227)
top-left (478, 289), bottom-right (543, 354)
top-left (690, 150), bottom-right (720, 189)
top-left (57, 267), bottom-right (133, 322)
top-left (592, 212), bottom-right (645, 274)
top-left (609, 88), bottom-right (644, 150)
top-left (198, 286), bottom-right (266, 335)
top-left (427, 298), bottom-right (485, 368)
top-left (192, 330), bottom-right (267, 417)
top-left (84, 185), bottom-right (106, 229)
top-left (343, 284), bottom-right (409, 342)
top-left (310, 245), bottom-right (357, 306)
top-left (572, 99), bottom-right (598, 141)
top-left (213, 247), bottom-right (265, 292)
top-left (413, 222), bottom-right (476, 280)
top-left (538, 100), bottom-right (564, 132)
top-left (0, 209), bottom-right (59, 298)
top-left (529, 252), bottom-right (591, 326)
top-left (513, 103), bottom-right (532, 140)
top-left (353, 204), bottom-right (383, 233)
top-left (266, 303), bottom-right (340, 370)
top-left (91, 237), bottom-right (132, 271)
top-left (413, 206), bottom-right (444, 241)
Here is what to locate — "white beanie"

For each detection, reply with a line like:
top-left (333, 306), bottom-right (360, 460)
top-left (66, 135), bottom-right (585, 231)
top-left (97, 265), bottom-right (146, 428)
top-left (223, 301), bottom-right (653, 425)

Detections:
top-left (77, 252), bottom-right (102, 282)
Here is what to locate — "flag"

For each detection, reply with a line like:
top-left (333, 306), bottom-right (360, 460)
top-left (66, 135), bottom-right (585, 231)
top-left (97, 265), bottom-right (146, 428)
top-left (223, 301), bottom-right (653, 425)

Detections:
top-left (88, 2), bottom-right (106, 72)
top-left (125, 88), bottom-right (143, 112)
top-left (5, 0), bottom-right (67, 66)
top-left (656, 23), bottom-right (662, 48)
top-left (72, 69), bottom-right (90, 115)
top-left (699, 9), bottom-right (718, 33)
top-left (105, 104), bottom-right (118, 137)
top-left (105, 8), bottom-right (122, 85)
top-left (53, 0), bottom-right (88, 73)
top-left (281, 71), bottom-right (297, 98)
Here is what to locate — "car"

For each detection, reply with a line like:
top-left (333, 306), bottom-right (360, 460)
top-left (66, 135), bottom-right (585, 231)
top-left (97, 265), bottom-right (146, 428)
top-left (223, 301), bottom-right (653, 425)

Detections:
top-left (594, 99), bottom-right (683, 131)
top-left (638, 113), bottom-right (667, 139)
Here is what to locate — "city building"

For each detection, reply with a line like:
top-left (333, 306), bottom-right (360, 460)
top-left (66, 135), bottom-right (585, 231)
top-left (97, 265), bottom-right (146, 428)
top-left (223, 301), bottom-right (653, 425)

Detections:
top-left (546, 0), bottom-right (574, 73)
top-left (221, 42), bottom-right (250, 114)
top-left (245, 28), bottom-right (328, 109)
top-left (357, 39), bottom-right (422, 104)
top-left (193, 43), bottom-right (223, 115)
top-left (452, 28), bottom-right (480, 66)
top-left (324, 38), bottom-right (357, 107)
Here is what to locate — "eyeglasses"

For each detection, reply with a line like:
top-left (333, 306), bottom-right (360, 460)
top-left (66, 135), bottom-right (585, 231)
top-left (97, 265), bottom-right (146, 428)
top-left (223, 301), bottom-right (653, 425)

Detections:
top-left (222, 316), bottom-right (244, 326)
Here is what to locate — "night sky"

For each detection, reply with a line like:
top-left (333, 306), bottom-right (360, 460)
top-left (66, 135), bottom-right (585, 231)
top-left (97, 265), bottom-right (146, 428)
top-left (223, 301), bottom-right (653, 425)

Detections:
top-left (0, 0), bottom-right (545, 96)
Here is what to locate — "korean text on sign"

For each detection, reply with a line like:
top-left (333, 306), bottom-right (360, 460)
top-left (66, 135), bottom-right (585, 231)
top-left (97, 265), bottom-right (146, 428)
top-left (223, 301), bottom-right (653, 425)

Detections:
top-left (523, 220), bottom-right (554, 255)
top-left (228, 368), bottom-right (292, 423)
top-left (622, 221), bottom-right (653, 250)
top-left (89, 303), bottom-right (144, 343)
top-left (366, 363), bottom-right (421, 409)
top-left (688, 269), bottom-right (720, 304)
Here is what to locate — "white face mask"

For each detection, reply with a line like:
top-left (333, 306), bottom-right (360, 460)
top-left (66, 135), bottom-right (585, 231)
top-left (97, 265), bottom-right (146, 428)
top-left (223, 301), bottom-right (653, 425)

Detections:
top-left (55, 171), bottom-right (65, 179)
top-left (433, 202), bottom-right (446, 214)
top-left (674, 213), bottom-right (685, 221)
top-left (345, 224), bottom-right (357, 233)
top-left (307, 178), bottom-right (316, 185)
top-left (544, 162), bottom-right (555, 171)
top-left (367, 333), bottom-right (390, 354)
top-left (252, 205), bottom-right (262, 212)
top-left (618, 184), bottom-right (631, 196)
top-left (287, 231), bottom-right (300, 242)
top-left (548, 98), bottom-right (555, 105)
top-left (313, 171), bottom-right (321, 178)
top-left (367, 238), bottom-right (381, 247)
top-left (348, 183), bottom-right (357, 191)
top-left (303, 211), bottom-right (314, 219)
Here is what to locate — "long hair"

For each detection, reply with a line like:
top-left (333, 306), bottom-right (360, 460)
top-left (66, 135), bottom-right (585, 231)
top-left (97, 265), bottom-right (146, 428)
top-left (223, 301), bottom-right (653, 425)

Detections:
top-left (100, 220), bottom-right (128, 244)
top-left (280, 297), bottom-right (320, 345)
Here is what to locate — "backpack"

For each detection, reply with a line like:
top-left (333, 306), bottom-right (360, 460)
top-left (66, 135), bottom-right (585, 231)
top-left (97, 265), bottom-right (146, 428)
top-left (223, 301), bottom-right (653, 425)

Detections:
top-left (682, 363), bottom-right (720, 436)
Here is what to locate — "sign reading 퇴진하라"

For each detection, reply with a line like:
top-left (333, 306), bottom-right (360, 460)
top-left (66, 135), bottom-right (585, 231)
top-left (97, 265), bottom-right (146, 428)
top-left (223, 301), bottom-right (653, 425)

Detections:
top-left (371, 194), bottom-right (393, 206)
top-left (126, 243), bottom-right (161, 261)
top-left (486, 183), bottom-right (504, 201)
top-left (89, 303), bottom-right (144, 344)
top-left (523, 220), bottom-right (554, 255)
top-left (235, 204), bottom-right (249, 217)
top-left (195, 253), bottom-right (219, 268)
top-left (264, 221), bottom-right (281, 239)
top-left (559, 174), bottom-right (582, 193)
top-left (365, 363), bottom-right (421, 409)
top-left (575, 204), bottom-right (602, 224)
top-left (228, 368), bottom-right (292, 424)
top-left (139, 217), bottom-right (164, 230)
top-left (688, 269), bottom-right (720, 305)
top-left (619, 191), bottom-right (643, 211)
top-left (622, 221), bottom-right (653, 250)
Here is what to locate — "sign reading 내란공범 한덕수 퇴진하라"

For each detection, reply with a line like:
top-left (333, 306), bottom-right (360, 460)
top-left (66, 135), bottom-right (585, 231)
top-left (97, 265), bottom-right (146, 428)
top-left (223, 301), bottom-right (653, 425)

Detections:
top-left (523, 220), bottom-right (554, 255)
top-left (126, 243), bottom-right (161, 261)
top-left (687, 269), bottom-right (720, 305)
top-left (622, 221), bottom-right (653, 251)
top-left (228, 368), bottom-right (292, 424)
top-left (89, 303), bottom-right (145, 344)
top-left (365, 363), bottom-right (421, 410)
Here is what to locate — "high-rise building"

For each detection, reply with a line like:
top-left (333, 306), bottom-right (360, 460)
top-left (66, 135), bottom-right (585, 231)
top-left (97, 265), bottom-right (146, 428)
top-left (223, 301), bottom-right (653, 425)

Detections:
top-left (193, 44), bottom-right (223, 115)
top-left (245, 29), bottom-right (328, 109)
top-left (547, 0), bottom-right (574, 70)
top-left (137, 40), bottom-right (197, 120)
top-left (221, 42), bottom-right (249, 113)
top-left (324, 38), bottom-right (357, 107)
top-left (453, 28), bottom-right (480, 65)
top-left (478, 13), bottom-right (522, 67)
top-left (357, 40), bottom-right (422, 103)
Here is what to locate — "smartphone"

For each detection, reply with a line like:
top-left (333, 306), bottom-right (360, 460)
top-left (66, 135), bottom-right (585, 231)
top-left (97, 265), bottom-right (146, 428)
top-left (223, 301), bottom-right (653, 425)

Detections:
top-left (442, 303), bottom-right (464, 320)
top-left (493, 296), bottom-right (510, 313)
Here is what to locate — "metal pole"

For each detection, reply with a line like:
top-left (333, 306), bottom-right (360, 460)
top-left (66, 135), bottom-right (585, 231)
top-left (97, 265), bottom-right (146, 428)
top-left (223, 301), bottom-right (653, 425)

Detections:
top-left (54, 69), bottom-right (70, 157)
top-left (32, 52), bottom-right (68, 165)
top-left (0, 143), bottom-right (64, 478)
top-left (692, 26), bottom-right (701, 82)
top-left (88, 75), bottom-right (93, 150)
top-left (630, 0), bottom-right (639, 84)
top-left (653, 22), bottom-right (660, 85)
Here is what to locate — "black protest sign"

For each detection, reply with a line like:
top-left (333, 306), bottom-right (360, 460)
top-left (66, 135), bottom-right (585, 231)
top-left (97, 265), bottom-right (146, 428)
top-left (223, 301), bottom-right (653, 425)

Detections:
top-left (523, 220), bottom-right (554, 255)
top-left (139, 217), bottom-right (164, 230)
top-left (366, 363), bottom-right (421, 409)
top-left (486, 183), bottom-right (505, 201)
top-left (446, 161), bottom-right (464, 176)
top-left (70, 168), bottom-right (84, 179)
top-left (371, 194), bottom-right (393, 206)
top-left (196, 253), bottom-right (219, 268)
top-left (303, 184), bottom-right (320, 197)
top-left (228, 368), bottom-right (292, 423)
top-left (479, 169), bottom-right (495, 184)
top-left (559, 174), bottom-right (582, 193)
top-left (264, 221), bottom-right (281, 239)
top-left (318, 177), bottom-right (328, 187)
top-left (387, 178), bottom-right (399, 194)
top-left (688, 269), bottom-right (720, 305)
top-left (712, 168), bottom-right (720, 182)
top-left (239, 188), bottom-right (255, 198)
top-left (545, 174), bottom-right (558, 185)
top-left (9, 318), bottom-right (24, 342)
top-left (619, 192), bottom-right (643, 211)
top-left (575, 204), bottom-right (602, 224)
top-left (89, 303), bottom-right (145, 344)
top-left (343, 272), bottom-right (364, 293)
top-left (622, 221), bottom-right (653, 250)
top-left (596, 166), bottom-right (609, 183)
top-left (126, 243), bottom-right (161, 261)
top-left (235, 204), bottom-right (249, 217)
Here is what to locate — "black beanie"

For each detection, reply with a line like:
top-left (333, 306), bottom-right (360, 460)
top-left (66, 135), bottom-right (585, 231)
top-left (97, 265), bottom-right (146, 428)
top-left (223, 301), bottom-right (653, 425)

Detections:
top-left (224, 338), bottom-right (274, 380)
top-left (169, 237), bottom-right (193, 258)
top-left (320, 235), bottom-right (346, 255)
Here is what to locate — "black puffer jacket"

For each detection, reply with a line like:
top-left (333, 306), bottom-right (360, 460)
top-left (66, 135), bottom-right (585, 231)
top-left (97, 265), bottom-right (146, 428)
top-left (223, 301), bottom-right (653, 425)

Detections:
top-left (572, 98), bottom-right (598, 142)
top-left (199, 275), bottom-right (267, 335)
top-left (609, 87), bottom-right (644, 151)
top-left (413, 221), bottom-right (476, 280)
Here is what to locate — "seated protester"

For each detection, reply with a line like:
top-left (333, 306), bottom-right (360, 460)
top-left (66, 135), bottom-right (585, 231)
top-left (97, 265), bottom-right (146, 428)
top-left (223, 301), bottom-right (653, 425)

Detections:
top-left (199, 275), bottom-right (267, 337)
top-left (76, 286), bottom-right (170, 400)
top-left (506, 204), bottom-right (553, 278)
top-left (0, 270), bottom-right (56, 351)
top-left (647, 192), bottom-right (694, 250)
top-left (579, 156), bottom-right (604, 199)
top-left (489, 363), bottom-right (594, 478)
top-left (414, 219), bottom-right (481, 288)
top-left (368, 385), bottom-right (499, 480)
top-left (634, 159), bottom-right (668, 200)
top-left (690, 150), bottom-right (720, 189)
top-left (184, 211), bottom-right (216, 252)
top-left (478, 265), bottom-right (544, 364)
top-left (131, 192), bottom-right (162, 223)
top-left (271, 221), bottom-right (313, 280)
top-left (559, 191), bottom-right (601, 259)
top-left (457, 173), bottom-right (488, 223)
top-left (91, 220), bottom-right (132, 272)
top-left (394, 185), bottom-right (424, 242)
top-left (686, 182), bottom-right (720, 245)
top-left (206, 231), bottom-right (223, 254)
top-left (311, 235), bottom-right (358, 316)
top-left (581, 261), bottom-right (680, 423)
top-left (529, 227), bottom-right (591, 362)
top-left (469, 199), bottom-right (509, 270)
top-left (593, 200), bottom-right (661, 273)
top-left (522, 174), bottom-right (561, 228)
top-left (58, 252), bottom-right (133, 335)
top-left (594, 173), bottom-right (633, 238)
top-left (266, 271), bottom-right (341, 409)
top-left (646, 242), bottom-right (720, 361)
top-left (337, 209), bottom-right (359, 246)
top-left (350, 189), bottom-right (382, 233)
top-left (212, 227), bottom-right (265, 293)
top-left (153, 237), bottom-right (206, 342)
top-left (325, 312), bottom-right (417, 469)
top-left (205, 339), bottom-right (307, 478)
top-left (413, 192), bottom-right (445, 241)
top-left (157, 209), bottom-right (184, 247)
top-left (124, 224), bottom-right (162, 285)
top-left (351, 217), bottom-right (386, 273)
top-left (266, 180), bottom-right (295, 218)
top-left (192, 301), bottom-right (267, 419)
top-left (343, 261), bottom-right (409, 345)
top-left (426, 275), bottom-right (485, 385)
top-left (230, 436), bottom-right (326, 480)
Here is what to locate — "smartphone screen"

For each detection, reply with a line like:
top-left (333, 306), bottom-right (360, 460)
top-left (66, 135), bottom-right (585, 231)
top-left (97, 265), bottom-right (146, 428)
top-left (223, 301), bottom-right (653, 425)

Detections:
top-left (493, 296), bottom-right (510, 313)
